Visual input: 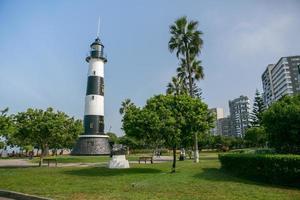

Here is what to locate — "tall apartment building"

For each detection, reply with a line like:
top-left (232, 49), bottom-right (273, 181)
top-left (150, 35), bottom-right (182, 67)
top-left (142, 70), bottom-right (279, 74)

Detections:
top-left (218, 116), bottom-right (231, 136)
top-left (209, 108), bottom-right (224, 136)
top-left (262, 56), bottom-right (300, 107)
top-left (229, 95), bottom-right (251, 137)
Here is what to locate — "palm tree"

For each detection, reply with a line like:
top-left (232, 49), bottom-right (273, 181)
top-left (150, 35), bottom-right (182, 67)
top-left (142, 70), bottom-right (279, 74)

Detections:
top-left (168, 16), bottom-right (203, 97)
top-left (119, 99), bottom-right (134, 115)
top-left (166, 76), bottom-right (187, 96)
top-left (169, 16), bottom-right (204, 163)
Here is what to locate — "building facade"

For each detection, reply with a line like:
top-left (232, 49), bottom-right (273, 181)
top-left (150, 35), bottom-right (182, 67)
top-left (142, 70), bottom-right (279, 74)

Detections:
top-left (218, 117), bottom-right (231, 136)
top-left (209, 108), bottom-right (224, 136)
top-left (229, 95), bottom-right (250, 137)
top-left (262, 56), bottom-right (300, 107)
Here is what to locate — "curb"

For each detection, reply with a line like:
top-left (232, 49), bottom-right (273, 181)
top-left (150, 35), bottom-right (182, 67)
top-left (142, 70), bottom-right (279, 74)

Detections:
top-left (0, 190), bottom-right (52, 200)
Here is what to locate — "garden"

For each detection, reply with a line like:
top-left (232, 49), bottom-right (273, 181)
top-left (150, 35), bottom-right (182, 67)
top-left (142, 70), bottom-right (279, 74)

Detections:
top-left (1, 152), bottom-right (300, 200)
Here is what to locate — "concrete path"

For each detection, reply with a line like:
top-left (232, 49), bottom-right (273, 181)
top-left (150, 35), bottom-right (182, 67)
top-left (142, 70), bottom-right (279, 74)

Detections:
top-left (0, 156), bottom-right (173, 168)
top-left (0, 159), bottom-right (36, 167)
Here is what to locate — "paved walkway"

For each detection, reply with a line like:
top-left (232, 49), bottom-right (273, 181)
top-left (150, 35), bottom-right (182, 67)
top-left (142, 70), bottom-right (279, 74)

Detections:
top-left (0, 159), bottom-right (36, 167)
top-left (0, 156), bottom-right (173, 168)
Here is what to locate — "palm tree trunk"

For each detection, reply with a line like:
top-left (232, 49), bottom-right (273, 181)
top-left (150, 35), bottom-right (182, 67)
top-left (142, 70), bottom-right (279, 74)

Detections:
top-left (185, 45), bottom-right (194, 98)
top-left (185, 45), bottom-right (199, 163)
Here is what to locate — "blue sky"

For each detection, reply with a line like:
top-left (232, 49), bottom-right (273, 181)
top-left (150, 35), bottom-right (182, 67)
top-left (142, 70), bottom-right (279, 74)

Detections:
top-left (0, 0), bottom-right (300, 135)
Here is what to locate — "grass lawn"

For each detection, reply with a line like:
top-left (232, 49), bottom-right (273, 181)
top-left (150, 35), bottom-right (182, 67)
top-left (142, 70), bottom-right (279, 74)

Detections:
top-left (30, 155), bottom-right (147, 163)
top-left (31, 155), bottom-right (111, 163)
top-left (0, 152), bottom-right (299, 200)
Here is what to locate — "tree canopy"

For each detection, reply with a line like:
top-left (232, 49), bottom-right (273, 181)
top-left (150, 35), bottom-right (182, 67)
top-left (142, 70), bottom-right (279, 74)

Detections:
top-left (262, 95), bottom-right (300, 154)
top-left (0, 108), bottom-right (16, 142)
top-left (122, 94), bottom-right (214, 172)
top-left (12, 107), bottom-right (83, 165)
top-left (244, 126), bottom-right (267, 147)
top-left (250, 89), bottom-right (265, 127)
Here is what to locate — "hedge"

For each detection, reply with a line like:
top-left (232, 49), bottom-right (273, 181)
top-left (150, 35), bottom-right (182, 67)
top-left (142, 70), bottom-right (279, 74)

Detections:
top-left (130, 149), bottom-right (169, 154)
top-left (219, 153), bottom-right (300, 185)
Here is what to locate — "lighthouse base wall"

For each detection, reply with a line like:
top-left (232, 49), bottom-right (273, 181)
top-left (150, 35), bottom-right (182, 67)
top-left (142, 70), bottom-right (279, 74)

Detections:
top-left (71, 136), bottom-right (111, 155)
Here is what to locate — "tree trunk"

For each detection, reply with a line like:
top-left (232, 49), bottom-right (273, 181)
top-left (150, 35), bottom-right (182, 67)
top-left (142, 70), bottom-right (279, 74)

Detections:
top-left (39, 144), bottom-right (47, 167)
top-left (172, 146), bottom-right (176, 173)
top-left (39, 148), bottom-right (44, 167)
top-left (184, 45), bottom-right (199, 163)
top-left (194, 132), bottom-right (199, 163)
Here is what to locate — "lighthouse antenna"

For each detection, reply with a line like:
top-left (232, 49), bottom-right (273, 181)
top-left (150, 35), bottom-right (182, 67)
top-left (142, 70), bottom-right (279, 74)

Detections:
top-left (97, 17), bottom-right (100, 38)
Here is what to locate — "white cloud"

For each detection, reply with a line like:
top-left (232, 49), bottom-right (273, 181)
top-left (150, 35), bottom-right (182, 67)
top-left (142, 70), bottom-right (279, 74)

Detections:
top-left (229, 14), bottom-right (299, 59)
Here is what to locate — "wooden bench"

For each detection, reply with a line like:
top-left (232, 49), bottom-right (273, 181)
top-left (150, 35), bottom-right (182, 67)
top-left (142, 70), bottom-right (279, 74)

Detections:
top-left (44, 158), bottom-right (57, 167)
top-left (138, 156), bottom-right (153, 164)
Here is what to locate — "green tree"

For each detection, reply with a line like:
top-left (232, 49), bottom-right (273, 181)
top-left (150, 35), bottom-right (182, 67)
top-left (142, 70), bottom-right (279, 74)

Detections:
top-left (0, 108), bottom-right (17, 148)
top-left (262, 95), bottom-right (300, 154)
top-left (0, 141), bottom-right (5, 150)
top-left (118, 135), bottom-right (141, 150)
top-left (122, 94), bottom-right (213, 172)
top-left (107, 132), bottom-right (119, 144)
top-left (122, 105), bottom-right (164, 151)
top-left (168, 16), bottom-right (204, 162)
top-left (244, 127), bottom-right (267, 147)
top-left (13, 108), bottom-right (83, 166)
top-left (167, 76), bottom-right (187, 95)
top-left (250, 89), bottom-right (265, 127)
top-left (119, 99), bottom-right (134, 115)
top-left (168, 16), bottom-right (204, 97)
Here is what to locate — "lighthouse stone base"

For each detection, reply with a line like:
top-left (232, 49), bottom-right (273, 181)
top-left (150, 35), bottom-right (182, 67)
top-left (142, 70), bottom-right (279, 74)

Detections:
top-left (71, 135), bottom-right (111, 155)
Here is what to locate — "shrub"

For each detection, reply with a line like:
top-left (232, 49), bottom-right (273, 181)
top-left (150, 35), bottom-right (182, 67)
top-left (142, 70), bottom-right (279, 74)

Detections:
top-left (219, 153), bottom-right (300, 185)
top-left (130, 149), bottom-right (169, 154)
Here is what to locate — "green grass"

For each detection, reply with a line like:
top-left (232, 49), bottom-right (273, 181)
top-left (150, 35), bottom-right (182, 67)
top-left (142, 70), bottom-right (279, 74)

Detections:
top-left (31, 155), bottom-right (111, 163)
top-left (0, 152), bottom-right (300, 200)
top-left (30, 155), bottom-right (145, 163)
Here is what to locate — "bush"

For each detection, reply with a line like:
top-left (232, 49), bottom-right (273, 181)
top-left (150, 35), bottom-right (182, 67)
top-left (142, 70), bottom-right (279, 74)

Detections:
top-left (229, 148), bottom-right (275, 154)
top-left (130, 149), bottom-right (169, 154)
top-left (219, 153), bottom-right (300, 185)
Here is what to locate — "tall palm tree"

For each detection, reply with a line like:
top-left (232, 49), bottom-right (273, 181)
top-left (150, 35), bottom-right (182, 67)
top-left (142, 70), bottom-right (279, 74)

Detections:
top-left (166, 76), bottom-right (187, 96)
top-left (168, 16), bottom-right (203, 163)
top-left (119, 99), bottom-right (134, 115)
top-left (168, 16), bottom-right (203, 97)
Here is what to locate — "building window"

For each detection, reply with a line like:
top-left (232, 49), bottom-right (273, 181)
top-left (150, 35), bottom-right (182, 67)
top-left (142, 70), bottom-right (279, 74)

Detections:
top-left (90, 123), bottom-right (94, 128)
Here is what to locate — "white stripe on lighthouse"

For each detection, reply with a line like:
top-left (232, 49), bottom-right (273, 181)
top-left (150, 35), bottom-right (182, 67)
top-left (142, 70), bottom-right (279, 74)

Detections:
top-left (88, 59), bottom-right (104, 77)
top-left (84, 95), bottom-right (104, 116)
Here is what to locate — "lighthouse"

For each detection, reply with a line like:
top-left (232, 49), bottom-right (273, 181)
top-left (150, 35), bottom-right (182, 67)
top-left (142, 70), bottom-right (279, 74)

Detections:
top-left (72, 37), bottom-right (110, 155)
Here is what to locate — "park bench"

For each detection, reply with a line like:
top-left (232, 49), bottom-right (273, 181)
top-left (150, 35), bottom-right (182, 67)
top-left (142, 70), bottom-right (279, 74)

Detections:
top-left (138, 156), bottom-right (153, 164)
top-left (43, 158), bottom-right (57, 167)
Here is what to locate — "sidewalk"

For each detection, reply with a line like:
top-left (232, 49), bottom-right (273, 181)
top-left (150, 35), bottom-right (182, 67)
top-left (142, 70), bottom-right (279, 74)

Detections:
top-left (0, 156), bottom-right (173, 168)
top-left (0, 159), bottom-right (36, 167)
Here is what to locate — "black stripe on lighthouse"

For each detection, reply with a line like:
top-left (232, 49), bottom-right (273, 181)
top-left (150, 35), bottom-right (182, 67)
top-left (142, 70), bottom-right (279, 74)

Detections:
top-left (86, 76), bottom-right (104, 96)
top-left (84, 115), bottom-right (104, 134)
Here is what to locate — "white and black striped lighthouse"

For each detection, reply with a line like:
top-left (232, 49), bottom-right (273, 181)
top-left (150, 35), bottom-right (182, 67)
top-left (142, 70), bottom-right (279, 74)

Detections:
top-left (72, 37), bottom-right (110, 155)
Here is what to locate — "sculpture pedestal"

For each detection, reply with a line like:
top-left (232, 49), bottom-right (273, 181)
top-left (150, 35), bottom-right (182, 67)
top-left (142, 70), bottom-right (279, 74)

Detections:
top-left (108, 155), bottom-right (130, 169)
top-left (1, 150), bottom-right (8, 158)
top-left (71, 135), bottom-right (110, 155)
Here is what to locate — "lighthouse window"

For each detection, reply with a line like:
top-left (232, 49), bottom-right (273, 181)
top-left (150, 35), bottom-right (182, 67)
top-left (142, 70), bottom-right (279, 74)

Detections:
top-left (90, 123), bottom-right (94, 128)
top-left (92, 96), bottom-right (95, 100)
top-left (93, 71), bottom-right (96, 75)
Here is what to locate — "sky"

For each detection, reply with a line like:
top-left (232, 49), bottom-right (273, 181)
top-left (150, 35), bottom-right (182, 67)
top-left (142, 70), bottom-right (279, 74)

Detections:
top-left (0, 0), bottom-right (300, 136)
